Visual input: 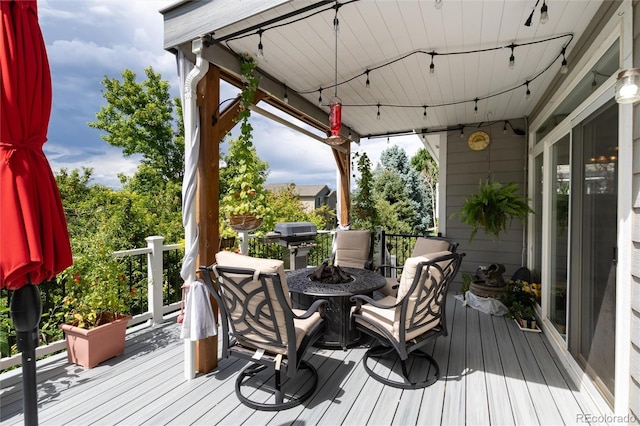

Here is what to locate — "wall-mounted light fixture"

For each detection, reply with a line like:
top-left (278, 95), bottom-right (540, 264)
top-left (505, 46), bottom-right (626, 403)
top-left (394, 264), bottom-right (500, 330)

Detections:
top-left (615, 68), bottom-right (640, 104)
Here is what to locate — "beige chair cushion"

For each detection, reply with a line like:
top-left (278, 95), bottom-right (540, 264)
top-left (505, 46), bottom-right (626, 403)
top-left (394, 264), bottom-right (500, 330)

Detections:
top-left (333, 230), bottom-right (371, 269)
top-left (215, 251), bottom-right (304, 355)
top-left (354, 251), bottom-right (451, 342)
top-left (380, 277), bottom-right (400, 298)
top-left (411, 237), bottom-right (452, 257)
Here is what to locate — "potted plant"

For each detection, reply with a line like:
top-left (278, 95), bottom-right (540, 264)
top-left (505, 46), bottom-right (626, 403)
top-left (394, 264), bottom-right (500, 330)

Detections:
top-left (59, 238), bottom-right (133, 368)
top-left (220, 53), bottom-right (272, 232)
top-left (500, 279), bottom-right (540, 331)
top-left (453, 179), bottom-right (534, 243)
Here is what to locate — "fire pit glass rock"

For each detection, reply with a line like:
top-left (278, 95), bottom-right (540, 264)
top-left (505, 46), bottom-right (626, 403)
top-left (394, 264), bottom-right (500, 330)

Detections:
top-left (309, 263), bottom-right (353, 284)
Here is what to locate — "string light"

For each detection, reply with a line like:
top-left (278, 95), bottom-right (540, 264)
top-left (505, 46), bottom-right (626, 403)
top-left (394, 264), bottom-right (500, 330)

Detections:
top-left (503, 121), bottom-right (508, 134)
top-left (318, 88), bottom-right (323, 106)
top-left (524, 0), bottom-right (540, 26)
top-left (525, 81), bottom-right (531, 99)
top-left (284, 85), bottom-right (289, 104)
top-left (508, 44), bottom-right (516, 69)
top-left (365, 70), bottom-right (370, 88)
top-left (460, 125), bottom-right (464, 138)
top-left (423, 105), bottom-right (427, 119)
top-left (257, 30), bottom-right (264, 59)
top-left (434, 0), bottom-right (443, 10)
top-left (377, 103), bottom-right (381, 120)
top-left (474, 98), bottom-right (479, 115)
top-left (429, 52), bottom-right (436, 75)
top-left (540, 1), bottom-right (549, 24)
top-left (560, 48), bottom-right (568, 74)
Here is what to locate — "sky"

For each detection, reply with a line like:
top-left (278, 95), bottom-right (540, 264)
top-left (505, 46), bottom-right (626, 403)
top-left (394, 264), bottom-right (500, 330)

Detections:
top-left (38, 0), bottom-right (425, 190)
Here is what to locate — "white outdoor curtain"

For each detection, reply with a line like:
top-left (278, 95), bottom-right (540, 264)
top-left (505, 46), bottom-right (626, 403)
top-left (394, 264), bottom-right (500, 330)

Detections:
top-left (177, 48), bottom-right (216, 341)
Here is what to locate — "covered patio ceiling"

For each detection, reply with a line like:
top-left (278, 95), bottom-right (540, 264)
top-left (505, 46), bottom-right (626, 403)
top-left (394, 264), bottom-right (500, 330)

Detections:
top-left (163, 0), bottom-right (605, 146)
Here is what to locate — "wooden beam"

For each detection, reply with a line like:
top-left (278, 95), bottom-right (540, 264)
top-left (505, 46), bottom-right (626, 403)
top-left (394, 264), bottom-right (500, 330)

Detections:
top-left (194, 65), bottom-right (221, 373)
top-left (332, 143), bottom-right (351, 227)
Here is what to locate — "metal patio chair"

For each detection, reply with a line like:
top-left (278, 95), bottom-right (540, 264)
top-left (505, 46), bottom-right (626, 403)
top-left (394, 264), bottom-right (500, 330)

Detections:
top-left (200, 251), bottom-right (327, 410)
top-left (351, 251), bottom-right (464, 389)
top-left (378, 235), bottom-right (459, 297)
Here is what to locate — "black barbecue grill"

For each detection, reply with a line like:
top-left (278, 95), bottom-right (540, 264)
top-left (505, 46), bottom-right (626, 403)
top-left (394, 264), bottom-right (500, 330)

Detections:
top-left (273, 222), bottom-right (317, 269)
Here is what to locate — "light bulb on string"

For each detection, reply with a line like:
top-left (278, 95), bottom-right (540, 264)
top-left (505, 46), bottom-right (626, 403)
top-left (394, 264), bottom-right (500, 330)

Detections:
top-left (508, 44), bottom-right (516, 69)
top-left (434, 0), bottom-right (443, 10)
top-left (318, 88), bottom-right (323, 106)
top-left (429, 52), bottom-right (436, 75)
top-left (525, 81), bottom-right (531, 100)
top-left (560, 48), bottom-right (568, 74)
top-left (539, 1), bottom-right (549, 24)
top-left (423, 105), bottom-right (427, 120)
top-left (283, 85), bottom-right (289, 104)
top-left (365, 70), bottom-right (370, 88)
top-left (376, 103), bottom-right (381, 120)
top-left (503, 121), bottom-right (508, 134)
top-left (257, 30), bottom-right (264, 59)
top-left (460, 126), bottom-right (464, 138)
top-left (474, 98), bottom-right (479, 115)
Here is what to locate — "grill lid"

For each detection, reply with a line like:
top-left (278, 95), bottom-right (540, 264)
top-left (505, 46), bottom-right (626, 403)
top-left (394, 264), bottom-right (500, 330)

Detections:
top-left (274, 222), bottom-right (317, 238)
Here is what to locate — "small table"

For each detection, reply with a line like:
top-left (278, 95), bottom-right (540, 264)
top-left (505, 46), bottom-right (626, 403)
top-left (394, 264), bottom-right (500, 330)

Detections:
top-left (286, 267), bottom-right (386, 349)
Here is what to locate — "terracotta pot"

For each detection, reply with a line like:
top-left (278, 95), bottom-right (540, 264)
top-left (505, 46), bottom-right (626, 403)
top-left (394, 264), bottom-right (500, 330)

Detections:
top-left (228, 214), bottom-right (263, 232)
top-left (60, 314), bottom-right (132, 368)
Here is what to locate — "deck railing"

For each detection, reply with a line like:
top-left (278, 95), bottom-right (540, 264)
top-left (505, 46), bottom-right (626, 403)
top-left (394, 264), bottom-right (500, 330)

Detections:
top-left (1, 230), bottom-right (423, 370)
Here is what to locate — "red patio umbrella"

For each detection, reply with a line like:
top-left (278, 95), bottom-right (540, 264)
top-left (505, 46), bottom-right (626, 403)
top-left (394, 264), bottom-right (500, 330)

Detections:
top-left (1, 0), bottom-right (72, 424)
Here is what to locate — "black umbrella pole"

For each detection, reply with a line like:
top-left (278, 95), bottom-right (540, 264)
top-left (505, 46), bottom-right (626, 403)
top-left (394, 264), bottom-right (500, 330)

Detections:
top-left (10, 284), bottom-right (42, 426)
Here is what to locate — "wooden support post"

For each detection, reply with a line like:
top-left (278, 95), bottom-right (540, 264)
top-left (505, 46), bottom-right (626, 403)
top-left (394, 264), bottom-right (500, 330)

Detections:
top-left (332, 143), bottom-right (351, 227)
top-left (194, 66), bottom-right (221, 373)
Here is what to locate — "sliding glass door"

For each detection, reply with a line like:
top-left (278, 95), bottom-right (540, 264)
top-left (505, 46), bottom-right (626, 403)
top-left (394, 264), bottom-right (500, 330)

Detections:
top-left (569, 100), bottom-right (618, 403)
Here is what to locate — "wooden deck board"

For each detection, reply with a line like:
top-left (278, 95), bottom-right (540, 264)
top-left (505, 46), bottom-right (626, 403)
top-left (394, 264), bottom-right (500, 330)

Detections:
top-left (0, 293), bottom-right (606, 426)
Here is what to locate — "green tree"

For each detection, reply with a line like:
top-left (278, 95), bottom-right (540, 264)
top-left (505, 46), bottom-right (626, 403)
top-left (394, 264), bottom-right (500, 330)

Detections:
top-left (88, 67), bottom-right (184, 186)
top-left (375, 146), bottom-right (431, 234)
top-left (351, 152), bottom-right (378, 230)
top-left (411, 148), bottom-right (438, 230)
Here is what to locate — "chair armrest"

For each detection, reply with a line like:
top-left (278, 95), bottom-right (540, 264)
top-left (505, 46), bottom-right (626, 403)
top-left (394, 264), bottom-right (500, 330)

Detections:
top-left (292, 299), bottom-right (329, 319)
top-left (375, 263), bottom-right (404, 273)
top-left (364, 260), bottom-right (374, 271)
top-left (350, 294), bottom-right (400, 312)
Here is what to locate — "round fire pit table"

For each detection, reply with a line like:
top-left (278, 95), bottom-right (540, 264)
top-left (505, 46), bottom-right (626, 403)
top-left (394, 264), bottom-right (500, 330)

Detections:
top-left (286, 267), bottom-right (386, 349)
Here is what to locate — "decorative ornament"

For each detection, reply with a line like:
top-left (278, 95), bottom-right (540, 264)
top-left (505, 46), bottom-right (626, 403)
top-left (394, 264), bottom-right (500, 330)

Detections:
top-left (468, 131), bottom-right (490, 151)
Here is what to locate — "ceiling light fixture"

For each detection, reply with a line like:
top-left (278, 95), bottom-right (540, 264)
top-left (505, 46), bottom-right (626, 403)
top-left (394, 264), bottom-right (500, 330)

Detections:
top-left (539, 1), bottom-right (549, 24)
top-left (327, 2), bottom-right (344, 146)
top-left (615, 68), bottom-right (640, 104)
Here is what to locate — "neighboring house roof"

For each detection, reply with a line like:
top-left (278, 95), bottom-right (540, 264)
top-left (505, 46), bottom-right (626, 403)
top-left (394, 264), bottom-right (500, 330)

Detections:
top-left (265, 183), bottom-right (331, 197)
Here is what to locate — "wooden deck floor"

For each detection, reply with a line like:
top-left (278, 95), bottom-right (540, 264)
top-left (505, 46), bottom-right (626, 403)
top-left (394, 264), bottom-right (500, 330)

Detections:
top-left (1, 293), bottom-right (607, 425)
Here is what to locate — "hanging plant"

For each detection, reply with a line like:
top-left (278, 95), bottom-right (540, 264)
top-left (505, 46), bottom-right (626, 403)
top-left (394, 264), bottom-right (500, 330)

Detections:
top-left (453, 179), bottom-right (534, 242)
top-left (220, 54), bottom-right (271, 231)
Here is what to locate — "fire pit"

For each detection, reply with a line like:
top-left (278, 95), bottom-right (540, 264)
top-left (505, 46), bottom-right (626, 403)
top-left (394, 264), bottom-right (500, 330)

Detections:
top-left (309, 263), bottom-right (353, 284)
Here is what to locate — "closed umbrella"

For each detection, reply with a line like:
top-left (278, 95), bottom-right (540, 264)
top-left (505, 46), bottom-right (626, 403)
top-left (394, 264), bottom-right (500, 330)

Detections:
top-left (1, 0), bottom-right (73, 424)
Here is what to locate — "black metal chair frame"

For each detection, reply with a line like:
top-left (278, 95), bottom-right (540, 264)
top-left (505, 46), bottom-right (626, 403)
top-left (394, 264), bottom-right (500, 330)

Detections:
top-left (351, 252), bottom-right (464, 389)
top-left (201, 264), bottom-right (327, 411)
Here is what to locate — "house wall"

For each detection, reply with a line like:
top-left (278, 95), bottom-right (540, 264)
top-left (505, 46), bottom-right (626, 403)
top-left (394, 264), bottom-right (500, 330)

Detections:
top-left (445, 118), bottom-right (528, 281)
top-left (630, 0), bottom-right (640, 419)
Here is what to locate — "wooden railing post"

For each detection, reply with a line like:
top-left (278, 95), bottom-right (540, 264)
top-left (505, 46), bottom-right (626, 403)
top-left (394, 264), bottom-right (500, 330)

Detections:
top-left (146, 236), bottom-right (165, 326)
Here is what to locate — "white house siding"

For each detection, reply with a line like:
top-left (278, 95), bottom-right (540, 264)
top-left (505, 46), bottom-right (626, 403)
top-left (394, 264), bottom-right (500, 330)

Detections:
top-left (630, 1), bottom-right (640, 419)
top-left (445, 119), bottom-right (528, 281)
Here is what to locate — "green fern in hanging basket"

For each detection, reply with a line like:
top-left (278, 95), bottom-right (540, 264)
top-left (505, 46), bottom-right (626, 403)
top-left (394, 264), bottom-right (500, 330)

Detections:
top-left (453, 179), bottom-right (534, 243)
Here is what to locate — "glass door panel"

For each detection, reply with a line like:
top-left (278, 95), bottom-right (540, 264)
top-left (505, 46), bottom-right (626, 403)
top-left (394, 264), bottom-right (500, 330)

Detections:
top-left (569, 100), bottom-right (617, 403)
top-left (550, 135), bottom-right (570, 337)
